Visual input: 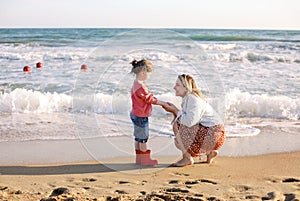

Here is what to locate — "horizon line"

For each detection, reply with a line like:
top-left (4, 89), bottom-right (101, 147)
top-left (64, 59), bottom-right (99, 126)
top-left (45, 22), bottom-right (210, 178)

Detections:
top-left (1, 26), bottom-right (300, 31)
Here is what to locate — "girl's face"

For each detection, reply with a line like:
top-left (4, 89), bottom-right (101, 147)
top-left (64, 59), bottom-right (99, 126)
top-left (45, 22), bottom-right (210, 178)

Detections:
top-left (174, 78), bottom-right (187, 97)
top-left (137, 70), bottom-right (148, 81)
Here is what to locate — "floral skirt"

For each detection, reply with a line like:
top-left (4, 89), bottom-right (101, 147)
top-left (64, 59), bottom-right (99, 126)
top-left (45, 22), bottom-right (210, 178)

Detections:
top-left (173, 120), bottom-right (226, 157)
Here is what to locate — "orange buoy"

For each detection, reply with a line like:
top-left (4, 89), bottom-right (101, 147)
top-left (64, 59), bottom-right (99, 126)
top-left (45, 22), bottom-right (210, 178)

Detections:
top-left (36, 62), bottom-right (43, 68)
top-left (81, 64), bottom-right (88, 70)
top-left (23, 66), bottom-right (31, 73)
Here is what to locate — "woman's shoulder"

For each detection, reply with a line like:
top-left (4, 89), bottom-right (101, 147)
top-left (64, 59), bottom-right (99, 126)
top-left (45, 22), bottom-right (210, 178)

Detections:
top-left (184, 94), bottom-right (206, 108)
top-left (186, 93), bottom-right (205, 103)
top-left (186, 93), bottom-right (197, 99)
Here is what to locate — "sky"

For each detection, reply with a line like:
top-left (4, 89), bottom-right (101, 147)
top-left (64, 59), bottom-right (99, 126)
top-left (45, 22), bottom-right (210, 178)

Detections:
top-left (0, 0), bottom-right (299, 30)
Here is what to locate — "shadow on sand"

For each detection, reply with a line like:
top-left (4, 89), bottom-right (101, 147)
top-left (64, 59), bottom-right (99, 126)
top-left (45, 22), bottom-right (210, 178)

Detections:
top-left (0, 162), bottom-right (173, 175)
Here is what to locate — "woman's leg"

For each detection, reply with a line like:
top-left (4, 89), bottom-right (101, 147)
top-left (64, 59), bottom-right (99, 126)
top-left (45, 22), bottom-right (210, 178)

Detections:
top-left (173, 138), bottom-right (194, 167)
top-left (172, 151), bottom-right (194, 167)
top-left (205, 126), bottom-right (225, 163)
top-left (206, 150), bottom-right (218, 164)
top-left (172, 121), bottom-right (194, 166)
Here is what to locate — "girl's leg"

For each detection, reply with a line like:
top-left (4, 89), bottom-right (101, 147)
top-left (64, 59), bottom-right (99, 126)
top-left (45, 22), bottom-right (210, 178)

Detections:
top-left (135, 141), bottom-right (140, 150)
top-left (139, 142), bottom-right (147, 152)
top-left (138, 142), bottom-right (157, 166)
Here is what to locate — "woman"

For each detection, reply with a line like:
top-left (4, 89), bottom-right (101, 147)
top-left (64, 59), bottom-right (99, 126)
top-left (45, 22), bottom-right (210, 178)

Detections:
top-left (162, 74), bottom-right (225, 167)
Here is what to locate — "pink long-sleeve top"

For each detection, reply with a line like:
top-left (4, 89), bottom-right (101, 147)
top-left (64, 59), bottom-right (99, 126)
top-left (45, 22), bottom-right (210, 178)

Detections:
top-left (131, 79), bottom-right (157, 117)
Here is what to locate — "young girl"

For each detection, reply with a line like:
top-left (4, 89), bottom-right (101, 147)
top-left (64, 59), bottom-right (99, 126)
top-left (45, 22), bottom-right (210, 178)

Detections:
top-left (130, 59), bottom-right (166, 166)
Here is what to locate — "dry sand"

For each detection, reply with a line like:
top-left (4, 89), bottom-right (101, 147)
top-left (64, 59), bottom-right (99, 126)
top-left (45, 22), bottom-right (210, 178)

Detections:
top-left (1, 152), bottom-right (300, 201)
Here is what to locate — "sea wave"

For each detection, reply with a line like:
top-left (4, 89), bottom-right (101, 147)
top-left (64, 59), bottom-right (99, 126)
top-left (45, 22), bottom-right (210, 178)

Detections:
top-left (0, 46), bottom-right (298, 65)
top-left (0, 88), bottom-right (72, 113)
top-left (190, 35), bottom-right (300, 42)
top-left (1, 88), bottom-right (299, 120)
top-left (0, 45), bottom-right (91, 62)
top-left (225, 88), bottom-right (300, 120)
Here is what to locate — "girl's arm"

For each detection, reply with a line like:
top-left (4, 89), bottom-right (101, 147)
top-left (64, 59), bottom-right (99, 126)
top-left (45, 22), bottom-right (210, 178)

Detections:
top-left (155, 100), bottom-right (167, 106)
top-left (135, 86), bottom-right (157, 104)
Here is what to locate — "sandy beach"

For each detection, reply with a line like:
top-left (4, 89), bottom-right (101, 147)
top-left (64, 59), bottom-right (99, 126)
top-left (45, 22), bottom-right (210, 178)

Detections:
top-left (1, 117), bottom-right (300, 200)
top-left (1, 151), bottom-right (300, 201)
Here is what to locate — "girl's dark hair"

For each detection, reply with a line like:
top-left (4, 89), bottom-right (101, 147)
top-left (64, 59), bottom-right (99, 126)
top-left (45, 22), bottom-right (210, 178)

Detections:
top-left (130, 59), bottom-right (153, 74)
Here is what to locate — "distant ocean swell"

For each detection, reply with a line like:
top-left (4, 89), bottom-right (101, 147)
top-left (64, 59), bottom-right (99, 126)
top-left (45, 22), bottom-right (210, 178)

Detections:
top-left (0, 88), bottom-right (299, 120)
top-left (190, 36), bottom-right (300, 43)
top-left (0, 44), bottom-right (299, 64)
top-left (190, 35), bottom-right (300, 43)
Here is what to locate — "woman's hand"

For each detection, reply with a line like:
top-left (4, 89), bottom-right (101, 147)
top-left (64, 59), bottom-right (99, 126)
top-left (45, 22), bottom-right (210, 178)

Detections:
top-left (162, 102), bottom-right (179, 116)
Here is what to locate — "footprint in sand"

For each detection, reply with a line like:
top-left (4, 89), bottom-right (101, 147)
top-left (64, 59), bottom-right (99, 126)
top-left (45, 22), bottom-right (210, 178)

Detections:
top-left (185, 180), bottom-right (199, 185)
top-left (235, 185), bottom-right (251, 192)
top-left (200, 179), bottom-right (217, 185)
top-left (174, 172), bottom-right (190, 177)
top-left (0, 186), bottom-right (8, 191)
top-left (261, 192), bottom-right (276, 200)
top-left (165, 188), bottom-right (189, 193)
top-left (282, 178), bottom-right (300, 183)
top-left (115, 190), bottom-right (128, 194)
top-left (245, 195), bottom-right (261, 199)
top-left (82, 178), bottom-right (97, 182)
top-left (284, 193), bottom-right (296, 201)
top-left (50, 187), bottom-right (69, 197)
top-left (118, 181), bottom-right (130, 184)
top-left (207, 196), bottom-right (219, 201)
top-left (194, 193), bottom-right (204, 197)
top-left (140, 191), bottom-right (147, 195)
top-left (184, 179), bottom-right (217, 185)
top-left (169, 180), bottom-right (179, 184)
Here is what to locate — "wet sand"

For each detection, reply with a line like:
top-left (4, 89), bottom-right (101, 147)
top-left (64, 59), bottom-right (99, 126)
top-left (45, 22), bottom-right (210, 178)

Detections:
top-left (1, 152), bottom-right (300, 201)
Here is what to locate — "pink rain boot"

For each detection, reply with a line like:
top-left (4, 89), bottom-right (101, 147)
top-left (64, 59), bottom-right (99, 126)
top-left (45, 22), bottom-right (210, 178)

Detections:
top-left (135, 149), bottom-right (141, 165)
top-left (140, 150), bottom-right (158, 166)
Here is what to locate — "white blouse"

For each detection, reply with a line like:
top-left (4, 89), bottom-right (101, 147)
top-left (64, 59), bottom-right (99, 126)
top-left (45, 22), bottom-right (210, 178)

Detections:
top-left (176, 93), bottom-right (223, 127)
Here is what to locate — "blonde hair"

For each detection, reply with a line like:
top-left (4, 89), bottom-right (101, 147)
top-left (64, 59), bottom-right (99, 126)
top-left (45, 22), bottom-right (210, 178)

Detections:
top-left (130, 59), bottom-right (154, 74)
top-left (178, 74), bottom-right (206, 101)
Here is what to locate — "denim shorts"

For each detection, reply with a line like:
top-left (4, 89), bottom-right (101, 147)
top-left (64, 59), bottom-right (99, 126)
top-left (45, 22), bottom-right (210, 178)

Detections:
top-left (130, 113), bottom-right (149, 143)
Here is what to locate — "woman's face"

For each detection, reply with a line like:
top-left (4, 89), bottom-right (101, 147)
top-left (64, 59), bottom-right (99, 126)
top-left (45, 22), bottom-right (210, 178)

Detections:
top-left (174, 78), bottom-right (187, 97)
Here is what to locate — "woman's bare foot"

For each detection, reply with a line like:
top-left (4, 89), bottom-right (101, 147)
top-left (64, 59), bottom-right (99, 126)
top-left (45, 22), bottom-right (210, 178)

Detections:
top-left (206, 150), bottom-right (218, 164)
top-left (171, 157), bottom-right (194, 167)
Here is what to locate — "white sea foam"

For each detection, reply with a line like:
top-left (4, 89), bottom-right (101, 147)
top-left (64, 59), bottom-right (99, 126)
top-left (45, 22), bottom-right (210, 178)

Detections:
top-left (1, 88), bottom-right (299, 121)
top-left (0, 44), bottom-right (91, 62)
top-left (225, 88), bottom-right (300, 120)
top-left (199, 43), bottom-right (237, 51)
top-left (0, 88), bottom-right (72, 113)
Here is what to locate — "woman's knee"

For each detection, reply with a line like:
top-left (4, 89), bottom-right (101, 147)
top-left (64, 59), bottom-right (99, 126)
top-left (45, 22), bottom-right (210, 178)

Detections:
top-left (174, 138), bottom-right (185, 151)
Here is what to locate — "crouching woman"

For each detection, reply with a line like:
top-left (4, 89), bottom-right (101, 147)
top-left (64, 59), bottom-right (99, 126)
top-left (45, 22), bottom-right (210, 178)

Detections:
top-left (163, 74), bottom-right (226, 167)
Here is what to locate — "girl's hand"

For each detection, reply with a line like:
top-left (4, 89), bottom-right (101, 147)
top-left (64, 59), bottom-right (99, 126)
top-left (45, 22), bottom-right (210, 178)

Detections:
top-left (162, 102), bottom-right (178, 116)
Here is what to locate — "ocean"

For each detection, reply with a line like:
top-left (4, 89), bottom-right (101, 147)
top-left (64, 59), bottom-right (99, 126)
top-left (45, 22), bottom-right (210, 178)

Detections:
top-left (0, 28), bottom-right (299, 161)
